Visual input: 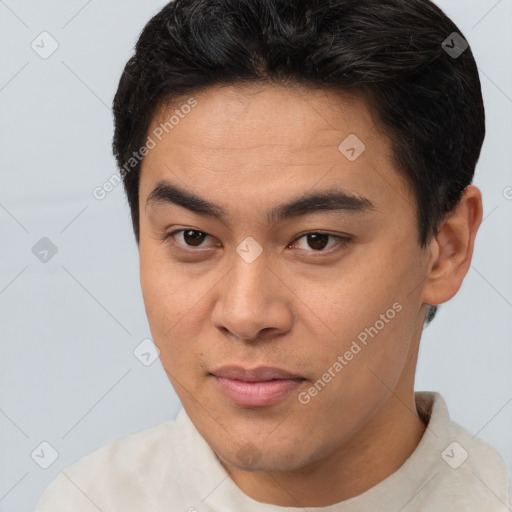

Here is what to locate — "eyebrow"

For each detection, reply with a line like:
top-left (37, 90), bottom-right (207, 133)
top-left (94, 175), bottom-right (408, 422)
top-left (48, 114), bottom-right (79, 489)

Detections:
top-left (145, 180), bottom-right (375, 225)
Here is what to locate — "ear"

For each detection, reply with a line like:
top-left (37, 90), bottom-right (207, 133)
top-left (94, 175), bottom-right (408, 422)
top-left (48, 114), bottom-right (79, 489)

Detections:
top-left (422, 185), bottom-right (483, 306)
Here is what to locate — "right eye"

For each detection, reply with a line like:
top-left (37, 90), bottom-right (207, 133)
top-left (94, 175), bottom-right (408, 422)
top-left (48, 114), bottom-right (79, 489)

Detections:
top-left (163, 229), bottom-right (219, 250)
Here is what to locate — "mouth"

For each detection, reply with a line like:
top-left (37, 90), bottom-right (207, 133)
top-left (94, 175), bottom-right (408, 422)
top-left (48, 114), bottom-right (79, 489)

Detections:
top-left (209, 365), bottom-right (306, 407)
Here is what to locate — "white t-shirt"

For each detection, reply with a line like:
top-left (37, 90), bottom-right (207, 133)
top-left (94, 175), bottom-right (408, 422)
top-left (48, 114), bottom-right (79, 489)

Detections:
top-left (35, 392), bottom-right (510, 511)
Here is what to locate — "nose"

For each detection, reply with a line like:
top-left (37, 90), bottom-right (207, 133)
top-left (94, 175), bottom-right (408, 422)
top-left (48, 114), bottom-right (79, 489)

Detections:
top-left (211, 249), bottom-right (293, 341)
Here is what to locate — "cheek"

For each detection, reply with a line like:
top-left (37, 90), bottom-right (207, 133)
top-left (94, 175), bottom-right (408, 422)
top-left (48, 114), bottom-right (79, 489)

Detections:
top-left (299, 266), bottom-right (394, 339)
top-left (140, 249), bottom-right (189, 347)
top-left (139, 246), bottom-right (214, 377)
top-left (140, 241), bottom-right (194, 321)
top-left (298, 258), bottom-right (415, 383)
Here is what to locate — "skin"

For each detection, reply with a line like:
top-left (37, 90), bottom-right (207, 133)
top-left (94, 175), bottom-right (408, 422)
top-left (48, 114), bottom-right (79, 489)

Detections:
top-left (137, 83), bottom-right (482, 507)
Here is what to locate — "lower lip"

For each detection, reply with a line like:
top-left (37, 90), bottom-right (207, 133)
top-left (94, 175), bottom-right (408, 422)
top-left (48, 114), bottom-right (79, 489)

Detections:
top-left (213, 376), bottom-right (305, 407)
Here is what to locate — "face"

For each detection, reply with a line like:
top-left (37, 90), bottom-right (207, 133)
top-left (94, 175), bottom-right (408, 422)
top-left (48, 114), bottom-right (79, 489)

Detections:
top-left (138, 83), bottom-right (431, 473)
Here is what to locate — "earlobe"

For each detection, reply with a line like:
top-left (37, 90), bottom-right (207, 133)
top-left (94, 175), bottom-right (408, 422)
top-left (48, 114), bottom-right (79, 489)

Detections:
top-left (422, 185), bottom-right (483, 306)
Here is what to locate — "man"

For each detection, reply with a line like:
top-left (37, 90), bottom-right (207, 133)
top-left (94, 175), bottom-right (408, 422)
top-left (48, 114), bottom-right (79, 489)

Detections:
top-left (36, 0), bottom-right (510, 510)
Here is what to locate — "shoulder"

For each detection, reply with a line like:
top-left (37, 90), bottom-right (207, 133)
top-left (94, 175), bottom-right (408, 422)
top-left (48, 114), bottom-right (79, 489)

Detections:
top-left (446, 418), bottom-right (510, 493)
top-left (35, 420), bottom-right (178, 512)
top-left (418, 392), bottom-right (510, 509)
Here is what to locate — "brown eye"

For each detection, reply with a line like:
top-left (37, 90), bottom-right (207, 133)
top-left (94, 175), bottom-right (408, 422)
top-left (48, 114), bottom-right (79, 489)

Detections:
top-left (182, 230), bottom-right (207, 246)
top-left (290, 232), bottom-right (352, 254)
top-left (305, 233), bottom-right (329, 250)
top-left (164, 229), bottom-right (213, 249)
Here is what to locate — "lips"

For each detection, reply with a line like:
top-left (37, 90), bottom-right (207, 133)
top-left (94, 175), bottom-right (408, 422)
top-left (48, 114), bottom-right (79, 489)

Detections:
top-left (211, 365), bottom-right (303, 382)
top-left (210, 365), bottom-right (306, 407)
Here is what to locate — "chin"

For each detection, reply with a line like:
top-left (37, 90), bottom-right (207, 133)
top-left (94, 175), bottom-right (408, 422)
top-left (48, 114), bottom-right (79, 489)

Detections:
top-left (211, 428), bottom-right (315, 473)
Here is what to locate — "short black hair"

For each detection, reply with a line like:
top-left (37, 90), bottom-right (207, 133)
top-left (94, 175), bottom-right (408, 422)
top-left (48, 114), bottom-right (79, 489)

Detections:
top-left (112, 0), bottom-right (485, 325)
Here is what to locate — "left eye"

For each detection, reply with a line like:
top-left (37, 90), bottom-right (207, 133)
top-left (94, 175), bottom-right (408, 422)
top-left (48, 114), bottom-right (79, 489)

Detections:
top-left (290, 232), bottom-right (348, 252)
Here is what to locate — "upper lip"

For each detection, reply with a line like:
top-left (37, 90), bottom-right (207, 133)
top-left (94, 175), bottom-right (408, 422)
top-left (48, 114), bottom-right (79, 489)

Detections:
top-left (211, 365), bottom-right (304, 382)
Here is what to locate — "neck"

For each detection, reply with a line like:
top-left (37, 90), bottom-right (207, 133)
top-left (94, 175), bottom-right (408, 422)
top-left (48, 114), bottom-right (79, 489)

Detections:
top-left (221, 391), bottom-right (427, 507)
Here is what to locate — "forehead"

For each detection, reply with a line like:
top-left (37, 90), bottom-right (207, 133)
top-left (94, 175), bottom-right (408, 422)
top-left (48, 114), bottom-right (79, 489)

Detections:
top-left (139, 83), bottom-right (413, 224)
top-left (150, 82), bottom-right (381, 152)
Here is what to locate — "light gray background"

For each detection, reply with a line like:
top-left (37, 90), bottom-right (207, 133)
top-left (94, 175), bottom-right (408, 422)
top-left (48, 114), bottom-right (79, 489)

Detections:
top-left (0, 1), bottom-right (511, 510)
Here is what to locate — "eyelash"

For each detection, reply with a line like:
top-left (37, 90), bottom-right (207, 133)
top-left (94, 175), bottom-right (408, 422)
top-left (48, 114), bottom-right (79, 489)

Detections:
top-left (161, 229), bottom-right (353, 255)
